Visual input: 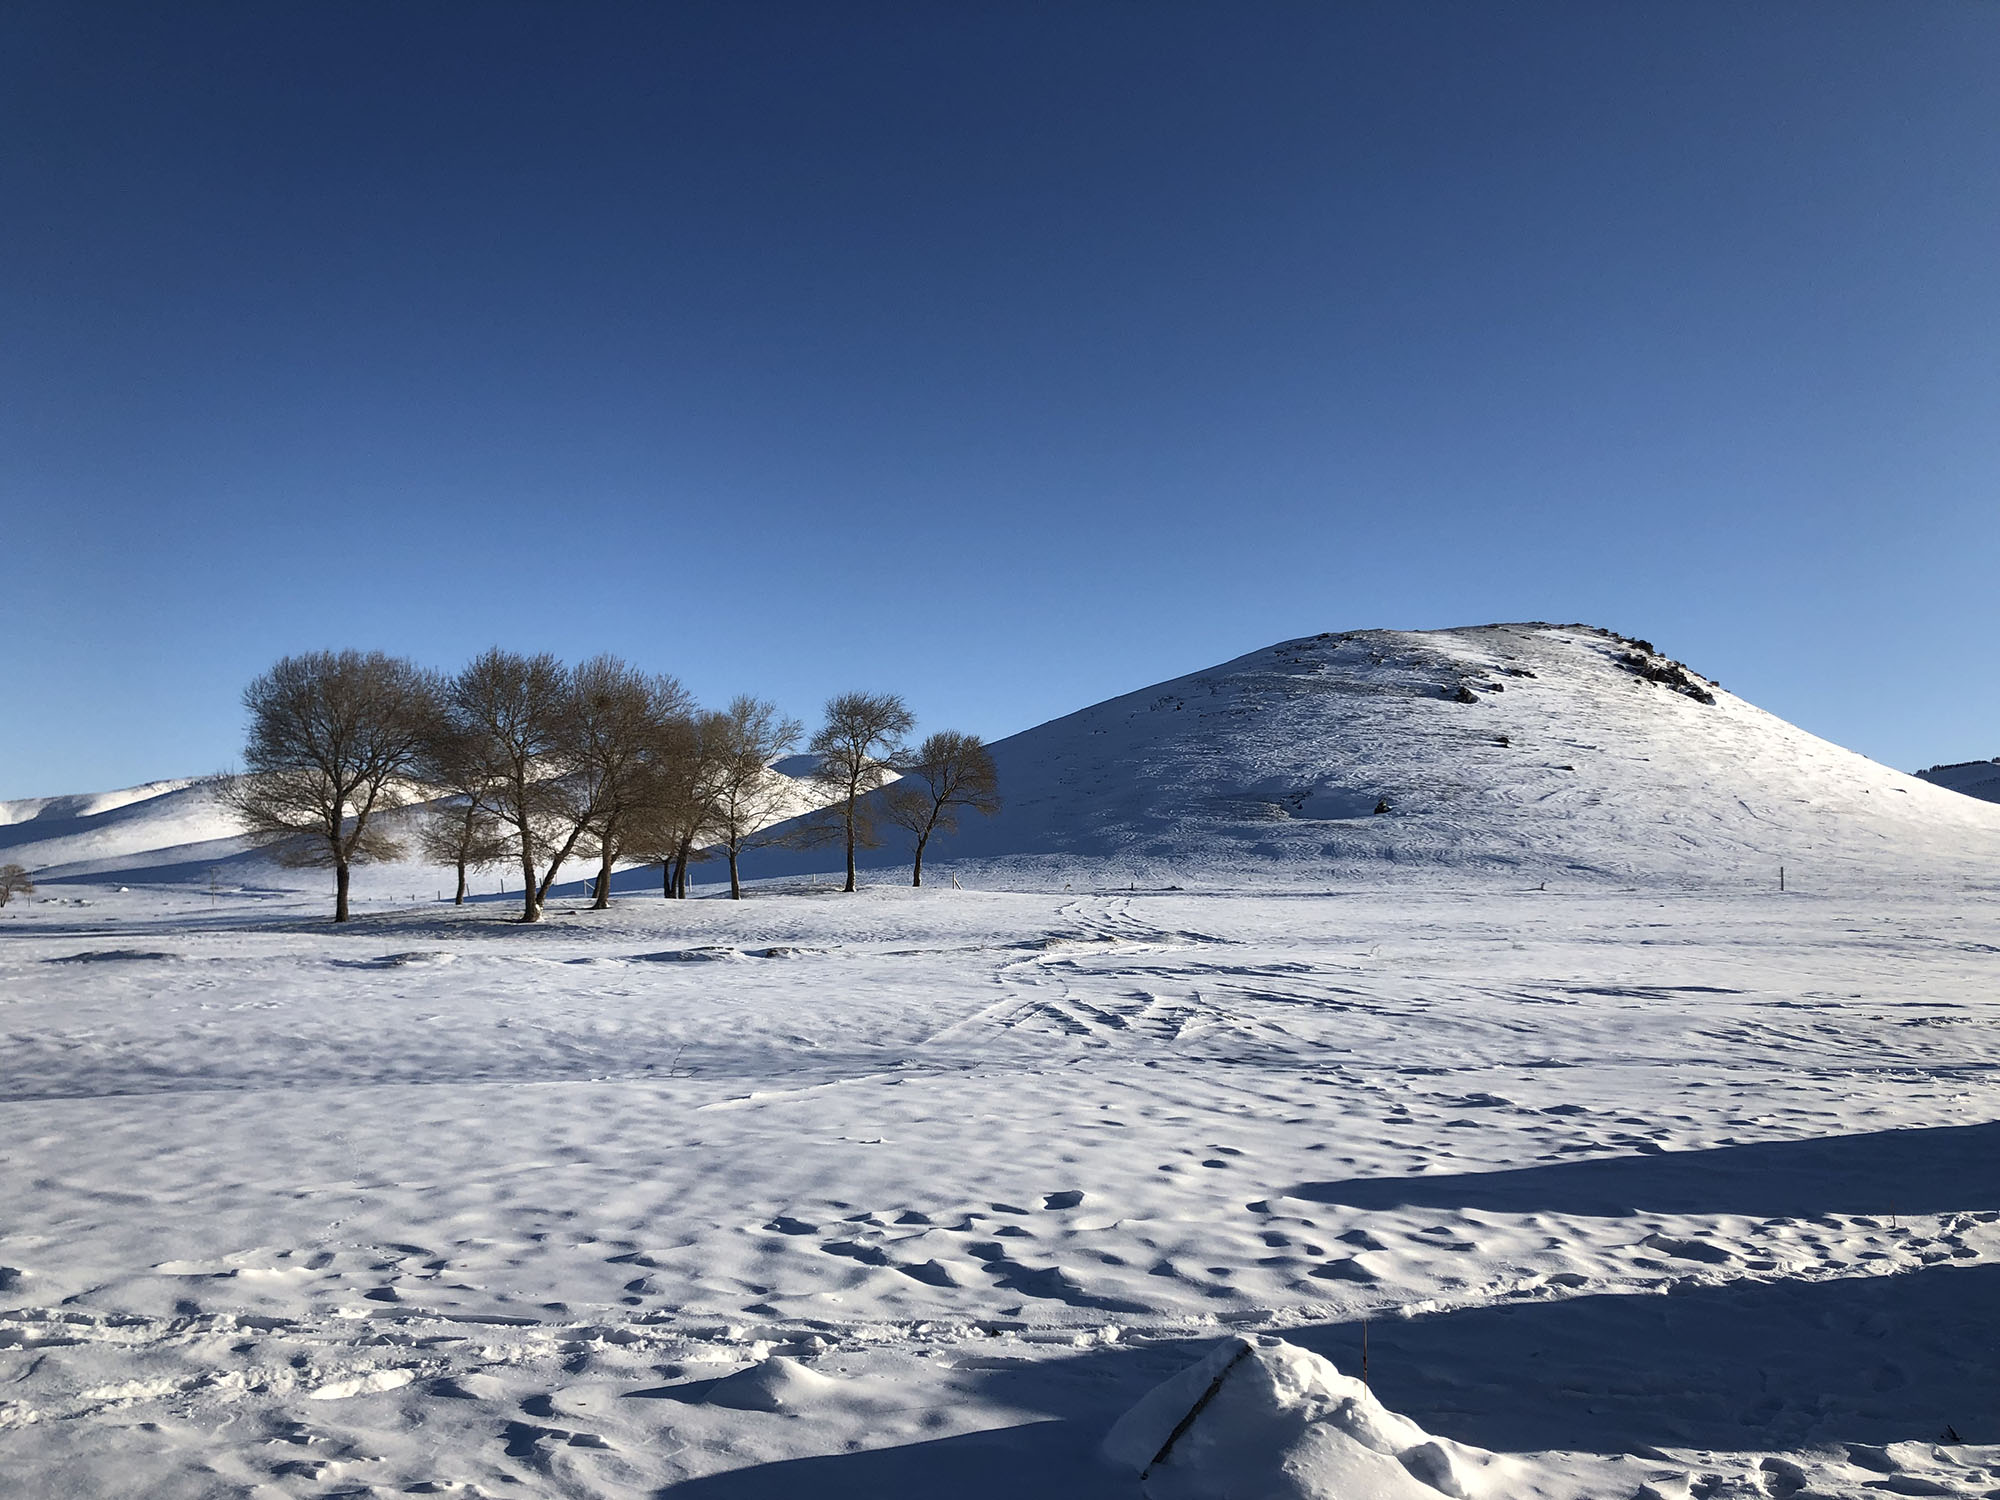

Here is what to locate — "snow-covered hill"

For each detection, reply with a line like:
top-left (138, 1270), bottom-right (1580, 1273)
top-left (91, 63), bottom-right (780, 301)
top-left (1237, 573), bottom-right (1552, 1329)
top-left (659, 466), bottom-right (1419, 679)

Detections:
top-left (1917, 758), bottom-right (2000, 805)
top-left (0, 777), bottom-right (254, 880)
top-left (750, 623), bottom-right (2000, 888)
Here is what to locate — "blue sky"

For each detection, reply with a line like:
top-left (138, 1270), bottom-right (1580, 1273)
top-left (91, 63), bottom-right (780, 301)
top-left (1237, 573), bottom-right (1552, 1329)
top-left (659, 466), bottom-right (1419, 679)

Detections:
top-left (4, 1), bottom-right (1996, 796)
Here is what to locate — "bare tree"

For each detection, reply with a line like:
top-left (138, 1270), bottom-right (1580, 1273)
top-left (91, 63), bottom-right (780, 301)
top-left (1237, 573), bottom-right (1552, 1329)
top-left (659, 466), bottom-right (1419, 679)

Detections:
top-left (444, 649), bottom-right (573, 922)
top-left (626, 710), bottom-right (729, 899)
top-left (222, 650), bottom-right (443, 922)
top-left (883, 731), bottom-right (1001, 887)
top-left (0, 863), bottom-right (34, 907)
top-left (563, 656), bottom-right (692, 911)
top-left (419, 798), bottom-right (511, 905)
top-left (809, 691), bottom-right (914, 892)
top-left (652, 712), bottom-right (732, 900)
top-left (706, 696), bottom-right (804, 899)
top-left (415, 722), bottom-right (511, 905)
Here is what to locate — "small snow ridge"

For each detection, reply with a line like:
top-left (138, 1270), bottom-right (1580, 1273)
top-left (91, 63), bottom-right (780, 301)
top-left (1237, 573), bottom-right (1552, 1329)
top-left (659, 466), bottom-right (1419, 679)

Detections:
top-left (1104, 1335), bottom-right (1523, 1499)
top-left (371, 951), bottom-right (458, 968)
top-left (309, 1367), bottom-right (416, 1400)
top-left (702, 1355), bottom-right (835, 1412)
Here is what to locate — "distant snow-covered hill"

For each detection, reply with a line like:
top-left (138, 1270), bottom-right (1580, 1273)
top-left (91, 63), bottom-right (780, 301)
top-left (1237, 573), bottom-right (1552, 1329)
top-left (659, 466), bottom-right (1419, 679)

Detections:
top-left (0, 778), bottom-right (254, 881)
top-left (1916, 758), bottom-right (2000, 805)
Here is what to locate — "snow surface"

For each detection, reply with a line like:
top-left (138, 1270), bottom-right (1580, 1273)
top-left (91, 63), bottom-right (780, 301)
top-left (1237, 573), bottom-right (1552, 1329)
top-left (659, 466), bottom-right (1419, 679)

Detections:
top-left (5, 625), bottom-right (2000, 1497)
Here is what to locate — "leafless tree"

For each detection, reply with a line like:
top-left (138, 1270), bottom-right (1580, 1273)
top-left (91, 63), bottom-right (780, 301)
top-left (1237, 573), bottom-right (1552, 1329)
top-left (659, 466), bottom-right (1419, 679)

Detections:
top-left (563, 656), bottom-right (692, 910)
top-left (809, 691), bottom-right (914, 892)
top-left (419, 798), bottom-right (511, 905)
top-left (444, 649), bottom-right (573, 922)
top-left (414, 721), bottom-right (511, 905)
top-left (706, 696), bottom-right (804, 899)
top-left (626, 710), bottom-right (729, 899)
top-left (883, 731), bottom-right (1001, 887)
top-left (221, 650), bottom-right (443, 922)
top-left (0, 863), bottom-right (34, 907)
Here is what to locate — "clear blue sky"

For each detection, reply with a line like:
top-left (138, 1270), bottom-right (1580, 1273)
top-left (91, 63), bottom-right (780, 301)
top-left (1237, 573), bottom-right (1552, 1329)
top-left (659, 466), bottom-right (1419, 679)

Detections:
top-left (5, 1), bottom-right (1997, 797)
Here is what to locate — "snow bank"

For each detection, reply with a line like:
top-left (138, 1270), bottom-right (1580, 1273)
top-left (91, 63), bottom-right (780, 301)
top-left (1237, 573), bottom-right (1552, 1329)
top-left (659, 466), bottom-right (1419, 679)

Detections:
top-left (1104, 1336), bottom-right (1521, 1500)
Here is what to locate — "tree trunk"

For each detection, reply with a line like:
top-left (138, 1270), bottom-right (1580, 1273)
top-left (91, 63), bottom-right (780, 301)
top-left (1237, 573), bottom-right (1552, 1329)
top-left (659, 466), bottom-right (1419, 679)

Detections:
top-left (911, 804), bottom-right (942, 888)
top-left (662, 860), bottom-right (672, 899)
top-left (454, 860), bottom-right (468, 905)
top-left (593, 847), bottom-right (615, 909)
top-left (674, 836), bottom-right (695, 898)
top-left (728, 846), bottom-right (741, 899)
top-left (538, 822), bottom-right (589, 907)
top-left (519, 842), bottom-right (541, 923)
top-left (843, 799), bottom-right (858, 892)
top-left (334, 859), bottom-right (352, 922)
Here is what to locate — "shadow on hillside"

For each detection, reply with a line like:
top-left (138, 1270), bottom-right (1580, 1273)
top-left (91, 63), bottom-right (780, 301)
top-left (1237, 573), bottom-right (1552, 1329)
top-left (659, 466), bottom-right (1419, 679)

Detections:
top-left (1288, 1119), bottom-right (2000, 1218)
top-left (666, 1127), bottom-right (2000, 1494)
top-left (33, 844), bottom-right (272, 887)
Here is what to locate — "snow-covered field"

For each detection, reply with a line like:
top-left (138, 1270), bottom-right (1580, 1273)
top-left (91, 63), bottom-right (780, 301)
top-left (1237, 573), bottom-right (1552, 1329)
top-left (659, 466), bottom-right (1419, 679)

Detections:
top-left (6, 625), bottom-right (2000, 1497)
top-left (4, 876), bottom-right (1999, 1498)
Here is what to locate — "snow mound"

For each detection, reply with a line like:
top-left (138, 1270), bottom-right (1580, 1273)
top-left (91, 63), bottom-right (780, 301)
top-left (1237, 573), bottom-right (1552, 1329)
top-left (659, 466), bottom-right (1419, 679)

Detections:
top-left (1104, 1336), bottom-right (1520, 1500)
top-left (702, 1355), bottom-right (837, 1412)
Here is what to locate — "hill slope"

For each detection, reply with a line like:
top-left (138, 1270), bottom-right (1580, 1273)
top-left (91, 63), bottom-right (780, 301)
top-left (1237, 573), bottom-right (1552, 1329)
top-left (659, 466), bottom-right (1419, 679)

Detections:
top-left (742, 623), bottom-right (2000, 888)
top-left (0, 778), bottom-right (254, 881)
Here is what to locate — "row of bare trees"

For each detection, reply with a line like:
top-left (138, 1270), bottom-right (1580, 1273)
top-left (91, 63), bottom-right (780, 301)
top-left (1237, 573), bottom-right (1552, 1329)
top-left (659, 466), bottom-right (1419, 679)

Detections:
top-left (224, 649), bottom-right (998, 922)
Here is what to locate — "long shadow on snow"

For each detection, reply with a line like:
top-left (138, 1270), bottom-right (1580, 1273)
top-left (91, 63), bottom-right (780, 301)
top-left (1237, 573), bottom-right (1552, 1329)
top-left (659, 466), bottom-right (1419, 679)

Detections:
top-left (658, 1421), bottom-right (1136, 1499)
top-left (652, 1337), bottom-right (1205, 1499)
top-left (666, 1128), bottom-right (2000, 1491)
top-left (1295, 1260), bottom-right (2000, 1454)
top-left (662, 1265), bottom-right (1998, 1496)
top-left (1290, 1119), bottom-right (2000, 1218)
